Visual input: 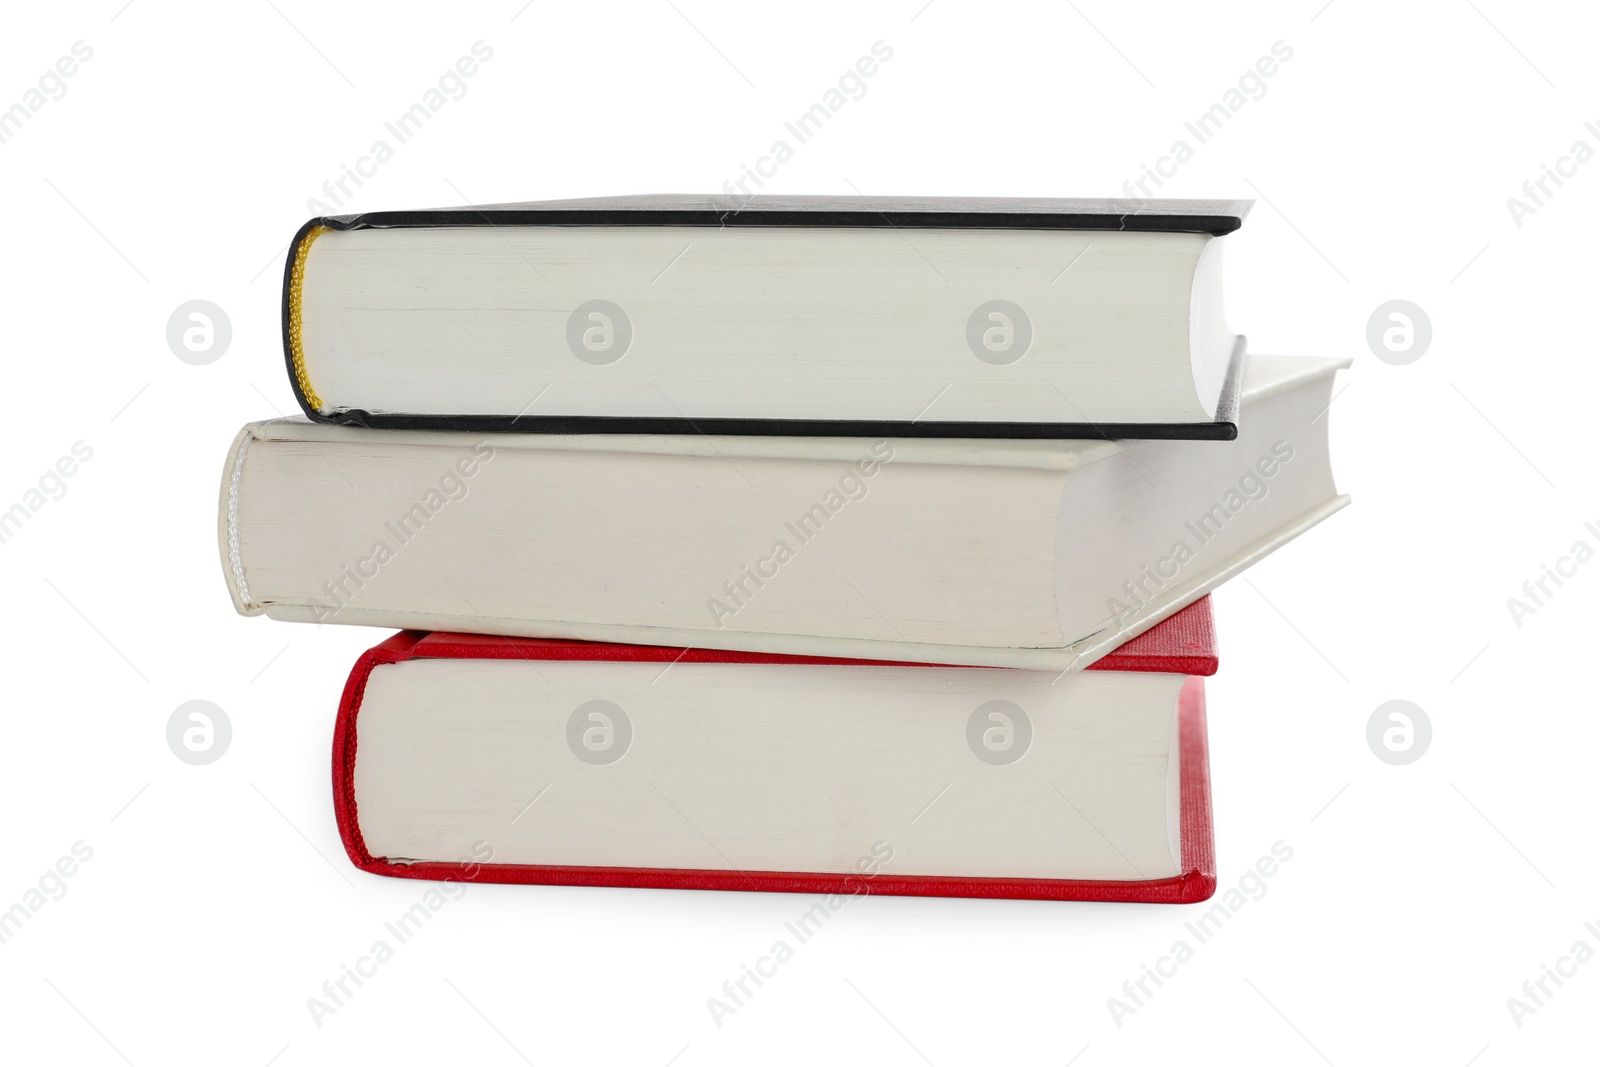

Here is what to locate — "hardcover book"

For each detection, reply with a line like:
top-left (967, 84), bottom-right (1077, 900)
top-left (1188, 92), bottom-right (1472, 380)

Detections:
top-left (333, 597), bottom-right (1219, 903)
top-left (283, 195), bottom-right (1250, 439)
top-left (219, 354), bottom-right (1344, 671)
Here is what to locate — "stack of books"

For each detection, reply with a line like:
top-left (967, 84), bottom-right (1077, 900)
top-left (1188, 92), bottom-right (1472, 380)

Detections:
top-left (220, 195), bottom-right (1346, 903)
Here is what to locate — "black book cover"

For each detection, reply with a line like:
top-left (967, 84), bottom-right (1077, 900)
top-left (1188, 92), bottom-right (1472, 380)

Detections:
top-left (281, 196), bottom-right (1249, 441)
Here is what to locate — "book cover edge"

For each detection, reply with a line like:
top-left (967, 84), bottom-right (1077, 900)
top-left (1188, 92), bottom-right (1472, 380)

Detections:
top-left (332, 656), bottom-right (1215, 903)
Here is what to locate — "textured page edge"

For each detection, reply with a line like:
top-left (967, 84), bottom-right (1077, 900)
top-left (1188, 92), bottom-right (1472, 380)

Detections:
top-left (215, 425), bottom-right (262, 615)
top-left (251, 495), bottom-right (1346, 670)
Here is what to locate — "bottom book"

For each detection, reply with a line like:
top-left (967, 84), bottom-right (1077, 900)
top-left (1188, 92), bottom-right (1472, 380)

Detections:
top-left (333, 599), bottom-right (1219, 904)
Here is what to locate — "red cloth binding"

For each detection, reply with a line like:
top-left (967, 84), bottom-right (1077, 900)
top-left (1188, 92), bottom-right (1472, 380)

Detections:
top-left (331, 600), bottom-right (1218, 903)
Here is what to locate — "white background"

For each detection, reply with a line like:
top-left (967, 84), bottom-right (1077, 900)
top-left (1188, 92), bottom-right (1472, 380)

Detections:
top-left (2, 0), bottom-right (1595, 1062)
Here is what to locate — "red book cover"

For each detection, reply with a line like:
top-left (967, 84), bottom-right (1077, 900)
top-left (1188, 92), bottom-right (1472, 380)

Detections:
top-left (332, 598), bottom-right (1218, 904)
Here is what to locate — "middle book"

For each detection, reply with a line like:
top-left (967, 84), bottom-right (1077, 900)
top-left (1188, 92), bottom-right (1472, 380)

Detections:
top-left (219, 355), bottom-right (1341, 671)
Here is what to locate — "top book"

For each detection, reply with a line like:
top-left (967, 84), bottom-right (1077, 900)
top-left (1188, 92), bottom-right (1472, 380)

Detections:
top-left (281, 195), bottom-right (1252, 439)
